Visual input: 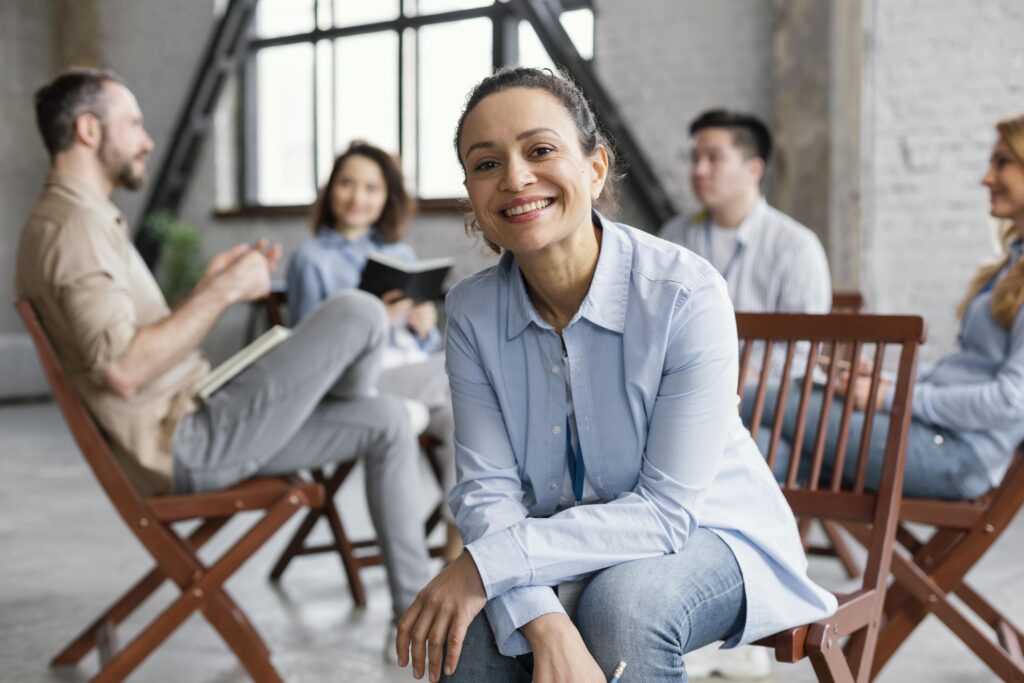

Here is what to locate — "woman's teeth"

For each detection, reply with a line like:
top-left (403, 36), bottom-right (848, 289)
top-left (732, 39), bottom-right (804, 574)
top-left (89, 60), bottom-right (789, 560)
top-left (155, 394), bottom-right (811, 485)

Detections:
top-left (503, 199), bottom-right (553, 217)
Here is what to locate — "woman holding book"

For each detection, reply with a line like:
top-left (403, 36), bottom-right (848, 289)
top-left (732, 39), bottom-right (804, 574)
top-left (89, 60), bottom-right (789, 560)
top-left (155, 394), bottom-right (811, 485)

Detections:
top-left (748, 113), bottom-right (1024, 502)
top-left (394, 67), bottom-right (836, 683)
top-left (287, 140), bottom-right (461, 561)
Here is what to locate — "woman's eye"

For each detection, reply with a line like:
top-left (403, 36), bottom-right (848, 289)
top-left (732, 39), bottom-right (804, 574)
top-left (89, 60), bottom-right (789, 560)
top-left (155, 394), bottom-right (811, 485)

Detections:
top-left (531, 146), bottom-right (555, 157)
top-left (473, 160), bottom-right (498, 172)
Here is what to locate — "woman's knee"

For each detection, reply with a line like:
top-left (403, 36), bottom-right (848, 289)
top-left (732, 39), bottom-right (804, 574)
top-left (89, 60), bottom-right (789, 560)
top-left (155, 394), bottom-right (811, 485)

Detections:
top-left (313, 290), bottom-right (388, 340)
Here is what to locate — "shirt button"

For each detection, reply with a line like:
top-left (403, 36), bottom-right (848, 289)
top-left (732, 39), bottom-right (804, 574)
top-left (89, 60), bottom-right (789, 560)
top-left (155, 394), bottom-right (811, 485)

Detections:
top-left (551, 365), bottom-right (560, 374)
top-left (549, 482), bottom-right (559, 490)
top-left (934, 434), bottom-right (945, 446)
top-left (552, 425), bottom-right (562, 435)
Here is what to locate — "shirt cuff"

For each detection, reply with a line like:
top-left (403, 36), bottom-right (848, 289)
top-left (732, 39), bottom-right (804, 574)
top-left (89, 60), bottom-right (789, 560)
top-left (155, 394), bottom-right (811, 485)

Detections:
top-left (483, 586), bottom-right (566, 657)
top-left (415, 327), bottom-right (443, 353)
top-left (466, 528), bottom-right (532, 598)
top-left (912, 383), bottom-right (938, 424)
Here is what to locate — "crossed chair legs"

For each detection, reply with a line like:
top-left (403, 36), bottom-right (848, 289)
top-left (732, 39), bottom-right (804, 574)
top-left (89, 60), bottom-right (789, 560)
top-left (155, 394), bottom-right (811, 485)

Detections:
top-left (52, 480), bottom-right (322, 683)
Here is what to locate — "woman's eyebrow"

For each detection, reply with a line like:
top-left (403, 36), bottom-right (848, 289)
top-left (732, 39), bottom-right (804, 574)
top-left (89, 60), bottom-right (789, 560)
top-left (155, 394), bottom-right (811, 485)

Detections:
top-left (463, 127), bottom-right (564, 157)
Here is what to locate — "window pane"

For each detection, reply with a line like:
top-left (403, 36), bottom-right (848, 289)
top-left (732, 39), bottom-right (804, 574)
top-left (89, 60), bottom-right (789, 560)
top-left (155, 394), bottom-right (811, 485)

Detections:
top-left (561, 8), bottom-right (594, 60)
top-left (334, 32), bottom-right (399, 160)
top-left (333, 0), bottom-right (399, 27)
top-left (402, 28), bottom-right (419, 190)
top-left (256, 45), bottom-right (315, 205)
top-left (407, 0), bottom-right (492, 17)
top-left (256, 0), bottom-right (314, 38)
top-left (417, 18), bottom-right (492, 198)
top-left (316, 40), bottom-right (334, 183)
top-left (518, 8), bottom-right (593, 68)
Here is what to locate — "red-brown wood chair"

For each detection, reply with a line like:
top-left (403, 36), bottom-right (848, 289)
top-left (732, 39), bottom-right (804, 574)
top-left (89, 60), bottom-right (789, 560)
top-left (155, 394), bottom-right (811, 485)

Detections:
top-left (15, 298), bottom-right (324, 683)
top-left (844, 451), bottom-right (1024, 681)
top-left (261, 291), bottom-right (448, 607)
top-left (737, 312), bottom-right (925, 682)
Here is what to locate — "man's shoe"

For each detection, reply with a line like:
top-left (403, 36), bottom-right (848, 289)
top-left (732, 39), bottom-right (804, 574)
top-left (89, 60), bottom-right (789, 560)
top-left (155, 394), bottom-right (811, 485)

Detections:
top-left (685, 643), bottom-right (772, 680)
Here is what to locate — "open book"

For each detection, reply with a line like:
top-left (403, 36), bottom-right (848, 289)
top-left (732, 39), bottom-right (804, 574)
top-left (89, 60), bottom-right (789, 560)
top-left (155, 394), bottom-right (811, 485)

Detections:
top-left (195, 325), bottom-right (292, 400)
top-left (359, 252), bottom-right (453, 303)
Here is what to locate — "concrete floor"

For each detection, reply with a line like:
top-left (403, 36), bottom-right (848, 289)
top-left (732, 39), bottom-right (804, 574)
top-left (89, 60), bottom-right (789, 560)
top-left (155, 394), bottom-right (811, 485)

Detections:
top-left (0, 401), bottom-right (1018, 682)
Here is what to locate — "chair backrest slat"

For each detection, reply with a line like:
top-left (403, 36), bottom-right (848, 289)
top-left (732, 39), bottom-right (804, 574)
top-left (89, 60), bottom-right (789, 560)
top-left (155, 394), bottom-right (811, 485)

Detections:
top-left (736, 312), bottom-right (925, 606)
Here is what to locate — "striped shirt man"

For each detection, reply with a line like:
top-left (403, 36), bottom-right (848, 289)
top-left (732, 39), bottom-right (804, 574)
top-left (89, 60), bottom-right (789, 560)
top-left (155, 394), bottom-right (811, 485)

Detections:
top-left (660, 196), bottom-right (832, 377)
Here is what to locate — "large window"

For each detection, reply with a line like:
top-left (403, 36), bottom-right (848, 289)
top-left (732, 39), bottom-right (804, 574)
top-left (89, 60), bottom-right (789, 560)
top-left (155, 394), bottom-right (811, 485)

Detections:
top-left (242, 0), bottom-right (594, 207)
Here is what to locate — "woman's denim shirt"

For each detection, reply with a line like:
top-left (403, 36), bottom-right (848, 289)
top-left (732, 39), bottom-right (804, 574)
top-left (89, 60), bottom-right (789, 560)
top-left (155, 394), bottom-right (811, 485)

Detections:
top-left (444, 214), bottom-right (837, 656)
top-left (909, 240), bottom-right (1024, 487)
top-left (286, 227), bottom-right (441, 353)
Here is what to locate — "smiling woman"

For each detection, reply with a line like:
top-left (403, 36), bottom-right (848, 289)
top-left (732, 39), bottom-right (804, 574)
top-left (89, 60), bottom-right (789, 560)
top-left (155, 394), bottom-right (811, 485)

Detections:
top-left (393, 67), bottom-right (837, 683)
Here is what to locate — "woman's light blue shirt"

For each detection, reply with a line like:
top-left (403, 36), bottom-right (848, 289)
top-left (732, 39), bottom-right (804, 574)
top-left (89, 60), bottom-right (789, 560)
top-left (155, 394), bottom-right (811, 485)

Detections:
top-left (910, 240), bottom-right (1024, 487)
top-left (286, 227), bottom-right (442, 352)
top-left (444, 214), bottom-right (837, 657)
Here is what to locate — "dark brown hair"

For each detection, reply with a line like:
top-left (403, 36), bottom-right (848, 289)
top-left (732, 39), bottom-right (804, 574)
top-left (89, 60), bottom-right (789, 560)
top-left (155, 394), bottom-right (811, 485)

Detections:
top-left (689, 108), bottom-right (773, 164)
top-left (34, 68), bottom-right (125, 158)
top-left (310, 141), bottom-right (414, 243)
top-left (453, 67), bottom-right (620, 253)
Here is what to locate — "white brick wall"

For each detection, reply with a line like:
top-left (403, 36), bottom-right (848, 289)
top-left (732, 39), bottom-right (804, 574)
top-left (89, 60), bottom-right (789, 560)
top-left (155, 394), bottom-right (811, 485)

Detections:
top-left (594, 0), bottom-right (775, 222)
top-left (865, 0), bottom-right (1024, 357)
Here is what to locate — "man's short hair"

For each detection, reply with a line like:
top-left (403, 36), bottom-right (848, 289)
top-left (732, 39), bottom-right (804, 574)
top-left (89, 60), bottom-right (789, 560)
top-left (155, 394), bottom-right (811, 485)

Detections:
top-left (689, 109), bottom-right (772, 165)
top-left (34, 68), bottom-right (125, 158)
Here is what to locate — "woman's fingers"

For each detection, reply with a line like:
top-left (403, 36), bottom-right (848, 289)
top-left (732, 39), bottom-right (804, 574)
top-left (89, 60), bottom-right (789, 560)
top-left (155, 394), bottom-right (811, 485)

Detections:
top-left (426, 607), bottom-right (453, 682)
top-left (444, 609), bottom-right (474, 677)
top-left (396, 599), bottom-right (423, 668)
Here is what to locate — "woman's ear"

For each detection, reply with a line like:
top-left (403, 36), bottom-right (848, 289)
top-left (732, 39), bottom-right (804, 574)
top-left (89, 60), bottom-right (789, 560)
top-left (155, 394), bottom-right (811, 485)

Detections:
top-left (589, 146), bottom-right (609, 201)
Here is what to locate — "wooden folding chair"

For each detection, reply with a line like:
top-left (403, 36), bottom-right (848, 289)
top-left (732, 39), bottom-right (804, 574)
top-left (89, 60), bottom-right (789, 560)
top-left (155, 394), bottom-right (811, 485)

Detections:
top-left (737, 312), bottom-right (926, 682)
top-left (15, 298), bottom-right (324, 683)
top-left (844, 450), bottom-right (1024, 681)
top-left (261, 291), bottom-right (448, 606)
top-left (797, 292), bottom-right (870, 580)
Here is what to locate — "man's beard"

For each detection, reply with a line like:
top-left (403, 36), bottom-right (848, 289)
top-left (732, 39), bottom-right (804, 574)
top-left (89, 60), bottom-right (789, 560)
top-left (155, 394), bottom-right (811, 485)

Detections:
top-left (98, 130), bottom-right (146, 191)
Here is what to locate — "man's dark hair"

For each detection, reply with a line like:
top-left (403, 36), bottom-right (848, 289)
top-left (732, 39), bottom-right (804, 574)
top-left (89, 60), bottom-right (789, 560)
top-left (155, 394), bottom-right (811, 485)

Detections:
top-left (34, 68), bottom-right (125, 158)
top-left (689, 109), bottom-right (772, 164)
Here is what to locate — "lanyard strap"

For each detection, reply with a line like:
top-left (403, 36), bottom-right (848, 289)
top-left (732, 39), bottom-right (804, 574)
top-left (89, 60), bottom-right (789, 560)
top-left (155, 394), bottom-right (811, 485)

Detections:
top-left (703, 217), bottom-right (743, 281)
top-left (565, 417), bottom-right (585, 503)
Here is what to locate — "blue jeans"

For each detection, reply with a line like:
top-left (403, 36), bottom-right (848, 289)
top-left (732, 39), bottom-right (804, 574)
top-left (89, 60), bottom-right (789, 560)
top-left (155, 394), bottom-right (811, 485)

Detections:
top-left (442, 528), bottom-right (746, 682)
top-left (741, 382), bottom-right (990, 500)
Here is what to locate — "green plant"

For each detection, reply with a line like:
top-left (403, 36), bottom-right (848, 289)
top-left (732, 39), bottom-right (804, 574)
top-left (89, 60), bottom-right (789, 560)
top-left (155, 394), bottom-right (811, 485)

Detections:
top-left (144, 210), bottom-right (204, 307)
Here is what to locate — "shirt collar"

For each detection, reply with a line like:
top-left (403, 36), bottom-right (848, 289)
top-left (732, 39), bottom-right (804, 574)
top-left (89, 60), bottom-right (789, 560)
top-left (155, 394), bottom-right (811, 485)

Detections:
top-left (732, 195), bottom-right (768, 245)
top-left (505, 211), bottom-right (631, 339)
top-left (316, 225), bottom-right (382, 247)
top-left (45, 170), bottom-right (127, 233)
top-left (1009, 238), bottom-right (1024, 264)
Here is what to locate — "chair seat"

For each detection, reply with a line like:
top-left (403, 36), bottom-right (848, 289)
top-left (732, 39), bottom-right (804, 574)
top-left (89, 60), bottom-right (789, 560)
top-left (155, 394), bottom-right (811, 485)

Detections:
top-left (148, 476), bottom-right (324, 522)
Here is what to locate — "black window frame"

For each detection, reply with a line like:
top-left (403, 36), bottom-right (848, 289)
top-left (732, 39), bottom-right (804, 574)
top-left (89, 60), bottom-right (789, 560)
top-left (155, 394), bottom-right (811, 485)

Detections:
top-left (236, 0), bottom-right (593, 210)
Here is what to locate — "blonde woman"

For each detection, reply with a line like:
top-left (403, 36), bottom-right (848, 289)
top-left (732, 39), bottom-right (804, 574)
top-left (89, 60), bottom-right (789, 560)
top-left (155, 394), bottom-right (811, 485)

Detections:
top-left (750, 113), bottom-right (1024, 501)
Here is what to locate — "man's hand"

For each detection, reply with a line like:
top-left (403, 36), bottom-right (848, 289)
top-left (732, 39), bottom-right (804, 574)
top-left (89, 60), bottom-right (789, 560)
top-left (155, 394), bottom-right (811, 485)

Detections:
top-left (835, 368), bottom-right (890, 413)
top-left (396, 552), bottom-right (487, 682)
top-left (407, 301), bottom-right (438, 339)
top-left (201, 240), bottom-right (282, 304)
top-left (522, 613), bottom-right (605, 683)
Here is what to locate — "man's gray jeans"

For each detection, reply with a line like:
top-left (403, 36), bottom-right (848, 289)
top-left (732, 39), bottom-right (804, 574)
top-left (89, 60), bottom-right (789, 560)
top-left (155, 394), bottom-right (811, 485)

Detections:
top-left (172, 290), bottom-right (431, 616)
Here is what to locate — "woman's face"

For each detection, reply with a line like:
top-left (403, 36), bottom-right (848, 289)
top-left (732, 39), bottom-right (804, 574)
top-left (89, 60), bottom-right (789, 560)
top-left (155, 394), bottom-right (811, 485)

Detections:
top-left (982, 139), bottom-right (1024, 227)
top-left (459, 87), bottom-right (607, 256)
top-left (329, 154), bottom-right (388, 234)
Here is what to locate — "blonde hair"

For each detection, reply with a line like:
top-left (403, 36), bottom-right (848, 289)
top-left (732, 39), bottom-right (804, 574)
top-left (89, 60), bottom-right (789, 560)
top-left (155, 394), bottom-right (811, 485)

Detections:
top-left (957, 114), bottom-right (1024, 328)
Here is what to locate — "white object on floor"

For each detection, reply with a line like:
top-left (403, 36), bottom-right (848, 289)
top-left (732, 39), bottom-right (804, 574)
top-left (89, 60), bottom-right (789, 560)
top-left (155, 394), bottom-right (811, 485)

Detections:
top-left (400, 398), bottom-right (430, 436)
top-left (384, 621), bottom-right (400, 665)
top-left (686, 642), bottom-right (773, 680)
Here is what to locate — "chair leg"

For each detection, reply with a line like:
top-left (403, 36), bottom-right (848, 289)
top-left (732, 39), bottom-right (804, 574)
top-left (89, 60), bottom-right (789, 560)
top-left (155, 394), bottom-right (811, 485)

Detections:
top-left (91, 495), bottom-right (300, 682)
top-left (320, 477), bottom-right (368, 607)
top-left (51, 518), bottom-right (226, 667)
top-left (821, 520), bottom-right (861, 579)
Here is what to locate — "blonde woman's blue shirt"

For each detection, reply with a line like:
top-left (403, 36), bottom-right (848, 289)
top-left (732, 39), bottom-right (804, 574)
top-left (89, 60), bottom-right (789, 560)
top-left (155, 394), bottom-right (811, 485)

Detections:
top-left (444, 214), bottom-right (837, 656)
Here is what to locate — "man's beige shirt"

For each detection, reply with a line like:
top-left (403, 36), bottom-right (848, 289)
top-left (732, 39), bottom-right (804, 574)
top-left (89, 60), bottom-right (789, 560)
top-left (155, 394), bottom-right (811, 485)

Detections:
top-left (16, 172), bottom-right (209, 496)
